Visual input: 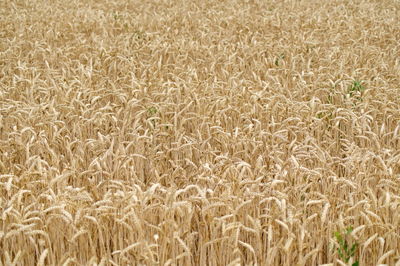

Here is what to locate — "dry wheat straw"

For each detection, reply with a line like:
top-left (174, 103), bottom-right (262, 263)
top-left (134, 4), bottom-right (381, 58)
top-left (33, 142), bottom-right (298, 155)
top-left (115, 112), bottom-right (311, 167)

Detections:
top-left (1, 0), bottom-right (400, 265)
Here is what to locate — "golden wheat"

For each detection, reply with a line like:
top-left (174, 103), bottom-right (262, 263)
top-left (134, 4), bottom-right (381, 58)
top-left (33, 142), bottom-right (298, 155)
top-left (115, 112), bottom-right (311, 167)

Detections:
top-left (1, 0), bottom-right (400, 265)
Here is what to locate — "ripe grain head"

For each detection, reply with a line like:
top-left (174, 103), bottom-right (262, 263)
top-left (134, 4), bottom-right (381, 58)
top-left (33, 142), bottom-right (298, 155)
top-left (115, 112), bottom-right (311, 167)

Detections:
top-left (1, 0), bottom-right (400, 265)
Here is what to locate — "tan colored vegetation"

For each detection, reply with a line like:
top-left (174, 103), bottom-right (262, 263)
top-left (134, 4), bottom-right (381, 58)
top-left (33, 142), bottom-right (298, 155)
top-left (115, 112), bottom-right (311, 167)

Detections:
top-left (1, 0), bottom-right (400, 265)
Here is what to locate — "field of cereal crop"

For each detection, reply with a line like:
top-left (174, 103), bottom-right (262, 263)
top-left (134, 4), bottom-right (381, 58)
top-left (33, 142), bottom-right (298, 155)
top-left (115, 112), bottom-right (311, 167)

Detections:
top-left (1, 0), bottom-right (400, 265)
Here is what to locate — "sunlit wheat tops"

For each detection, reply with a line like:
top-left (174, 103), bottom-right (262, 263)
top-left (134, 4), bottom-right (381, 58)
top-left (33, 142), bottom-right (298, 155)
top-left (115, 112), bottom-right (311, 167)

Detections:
top-left (1, 0), bottom-right (400, 265)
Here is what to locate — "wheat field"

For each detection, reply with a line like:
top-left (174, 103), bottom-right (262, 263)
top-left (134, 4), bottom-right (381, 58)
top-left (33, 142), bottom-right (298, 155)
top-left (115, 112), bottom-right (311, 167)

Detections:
top-left (1, 0), bottom-right (400, 265)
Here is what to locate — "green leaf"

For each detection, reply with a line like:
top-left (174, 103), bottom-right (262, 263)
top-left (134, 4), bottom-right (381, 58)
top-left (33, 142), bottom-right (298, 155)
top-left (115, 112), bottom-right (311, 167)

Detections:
top-left (352, 261), bottom-right (359, 266)
top-left (147, 107), bottom-right (158, 115)
top-left (337, 248), bottom-right (344, 259)
top-left (346, 226), bottom-right (353, 234)
top-left (343, 240), bottom-right (348, 251)
top-left (350, 243), bottom-right (358, 256)
top-left (334, 232), bottom-right (342, 242)
top-left (349, 80), bottom-right (366, 97)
